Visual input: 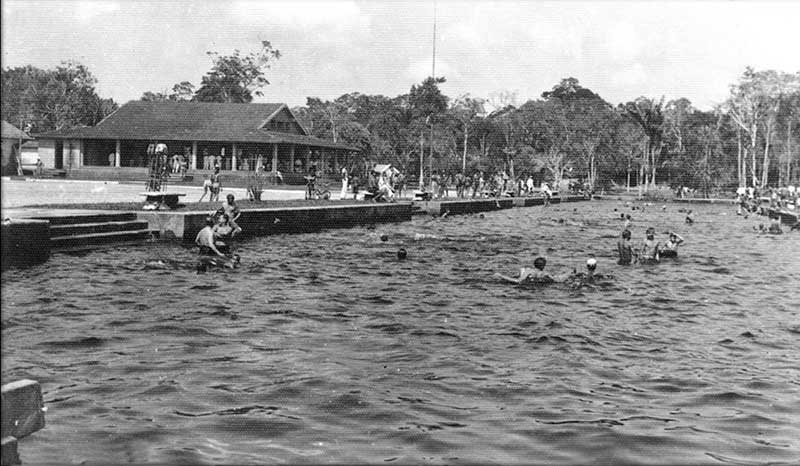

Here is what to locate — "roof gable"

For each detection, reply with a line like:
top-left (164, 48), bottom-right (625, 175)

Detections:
top-left (1, 120), bottom-right (32, 140)
top-left (93, 101), bottom-right (286, 137)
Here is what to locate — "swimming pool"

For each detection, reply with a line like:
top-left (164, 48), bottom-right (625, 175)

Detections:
top-left (2, 200), bottom-right (798, 463)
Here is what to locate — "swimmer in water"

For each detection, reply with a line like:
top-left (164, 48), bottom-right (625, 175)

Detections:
top-left (617, 229), bottom-right (634, 265)
top-left (661, 231), bottom-right (684, 257)
top-left (768, 217), bottom-right (783, 234)
top-left (638, 227), bottom-right (661, 263)
top-left (495, 256), bottom-right (570, 285)
top-left (569, 257), bottom-right (611, 287)
top-left (685, 210), bottom-right (695, 224)
top-left (397, 248), bottom-right (407, 260)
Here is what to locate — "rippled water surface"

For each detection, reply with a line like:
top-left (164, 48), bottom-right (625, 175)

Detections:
top-left (2, 200), bottom-right (799, 464)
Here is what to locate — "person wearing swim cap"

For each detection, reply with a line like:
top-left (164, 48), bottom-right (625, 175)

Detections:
top-left (586, 257), bottom-right (597, 279)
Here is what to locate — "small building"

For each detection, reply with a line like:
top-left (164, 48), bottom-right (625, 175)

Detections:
top-left (35, 101), bottom-right (358, 180)
top-left (1, 120), bottom-right (33, 175)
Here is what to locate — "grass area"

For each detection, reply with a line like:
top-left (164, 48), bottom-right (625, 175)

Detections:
top-left (20, 199), bottom-right (376, 211)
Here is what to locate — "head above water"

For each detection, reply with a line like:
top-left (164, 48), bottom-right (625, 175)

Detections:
top-left (533, 257), bottom-right (547, 270)
top-left (646, 227), bottom-right (656, 238)
top-left (586, 258), bottom-right (597, 271)
top-left (622, 229), bottom-right (631, 239)
top-left (397, 248), bottom-right (407, 260)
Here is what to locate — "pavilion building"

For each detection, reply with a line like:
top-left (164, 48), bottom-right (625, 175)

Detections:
top-left (35, 101), bottom-right (358, 183)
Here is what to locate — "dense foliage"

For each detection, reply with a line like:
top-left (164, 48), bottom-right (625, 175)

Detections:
top-left (1, 61), bottom-right (117, 133)
top-left (293, 72), bottom-right (800, 191)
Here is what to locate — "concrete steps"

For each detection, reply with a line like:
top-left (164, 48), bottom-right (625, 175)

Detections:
top-left (28, 212), bottom-right (157, 251)
top-left (50, 219), bottom-right (150, 237)
top-left (51, 229), bottom-right (156, 250)
top-left (36, 212), bottom-right (138, 226)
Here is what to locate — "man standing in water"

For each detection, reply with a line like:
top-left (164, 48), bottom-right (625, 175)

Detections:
top-left (617, 229), bottom-right (634, 265)
top-left (195, 217), bottom-right (227, 258)
top-left (639, 227), bottom-right (661, 263)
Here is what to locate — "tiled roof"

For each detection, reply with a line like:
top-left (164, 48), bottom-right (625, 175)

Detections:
top-left (1, 120), bottom-right (33, 140)
top-left (36, 101), bottom-right (358, 151)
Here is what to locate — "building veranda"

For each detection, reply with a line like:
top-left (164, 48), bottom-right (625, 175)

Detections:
top-left (35, 101), bottom-right (359, 184)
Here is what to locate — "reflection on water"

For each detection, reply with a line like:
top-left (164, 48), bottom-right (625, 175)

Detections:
top-left (2, 201), bottom-right (799, 464)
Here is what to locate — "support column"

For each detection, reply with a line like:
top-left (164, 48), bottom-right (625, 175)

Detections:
top-left (272, 144), bottom-right (278, 172)
top-left (305, 147), bottom-right (311, 171)
top-left (231, 143), bottom-right (238, 171)
top-left (289, 145), bottom-right (295, 172)
top-left (115, 140), bottom-right (121, 167)
top-left (191, 141), bottom-right (198, 169)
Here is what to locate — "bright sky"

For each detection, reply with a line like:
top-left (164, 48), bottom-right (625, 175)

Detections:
top-left (2, 1), bottom-right (799, 110)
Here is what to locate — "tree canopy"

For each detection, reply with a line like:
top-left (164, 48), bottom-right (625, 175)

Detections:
top-left (1, 61), bottom-right (117, 133)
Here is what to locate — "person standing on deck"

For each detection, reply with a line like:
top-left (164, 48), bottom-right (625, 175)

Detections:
top-left (210, 168), bottom-right (221, 202)
top-left (340, 166), bottom-right (349, 200)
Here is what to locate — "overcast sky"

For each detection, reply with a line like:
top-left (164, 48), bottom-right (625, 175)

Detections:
top-left (2, 1), bottom-right (799, 110)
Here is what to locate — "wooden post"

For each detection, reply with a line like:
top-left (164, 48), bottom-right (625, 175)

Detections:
top-left (272, 144), bottom-right (279, 172)
top-left (231, 143), bottom-right (238, 171)
top-left (288, 145), bottom-right (295, 172)
top-left (191, 141), bottom-right (198, 170)
top-left (115, 140), bottom-right (121, 167)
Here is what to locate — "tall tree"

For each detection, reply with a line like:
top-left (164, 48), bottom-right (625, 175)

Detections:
top-left (624, 97), bottom-right (666, 192)
top-left (193, 41), bottom-right (281, 103)
top-left (450, 94), bottom-right (485, 172)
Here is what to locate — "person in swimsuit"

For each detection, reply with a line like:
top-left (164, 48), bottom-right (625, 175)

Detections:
top-left (199, 174), bottom-right (213, 202)
top-left (195, 216), bottom-right (226, 258)
top-left (661, 232), bottom-right (684, 257)
top-left (617, 229), bottom-right (634, 265)
top-left (495, 257), bottom-right (570, 285)
top-left (218, 193), bottom-right (243, 237)
top-left (639, 227), bottom-right (661, 263)
top-left (210, 168), bottom-right (222, 203)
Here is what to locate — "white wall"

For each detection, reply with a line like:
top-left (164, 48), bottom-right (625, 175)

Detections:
top-left (38, 139), bottom-right (55, 168)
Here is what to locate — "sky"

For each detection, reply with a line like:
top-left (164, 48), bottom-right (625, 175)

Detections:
top-left (2, 0), bottom-right (799, 111)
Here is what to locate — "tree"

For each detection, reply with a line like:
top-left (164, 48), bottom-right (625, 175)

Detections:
top-left (193, 41), bottom-right (281, 103)
top-left (624, 97), bottom-right (666, 193)
top-left (450, 94), bottom-right (485, 172)
top-left (542, 78), bottom-right (614, 189)
top-left (1, 61), bottom-right (117, 133)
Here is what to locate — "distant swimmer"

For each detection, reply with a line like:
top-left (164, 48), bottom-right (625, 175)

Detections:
top-left (617, 229), bottom-right (634, 265)
top-left (660, 231), bottom-right (684, 258)
top-left (397, 248), bottom-right (407, 260)
top-left (685, 210), bottom-right (695, 224)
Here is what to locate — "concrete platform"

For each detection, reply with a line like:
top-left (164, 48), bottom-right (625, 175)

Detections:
top-left (139, 202), bottom-right (414, 241)
top-left (673, 198), bottom-right (737, 204)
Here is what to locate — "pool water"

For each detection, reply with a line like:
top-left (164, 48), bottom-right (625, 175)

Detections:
top-left (2, 200), bottom-right (799, 464)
